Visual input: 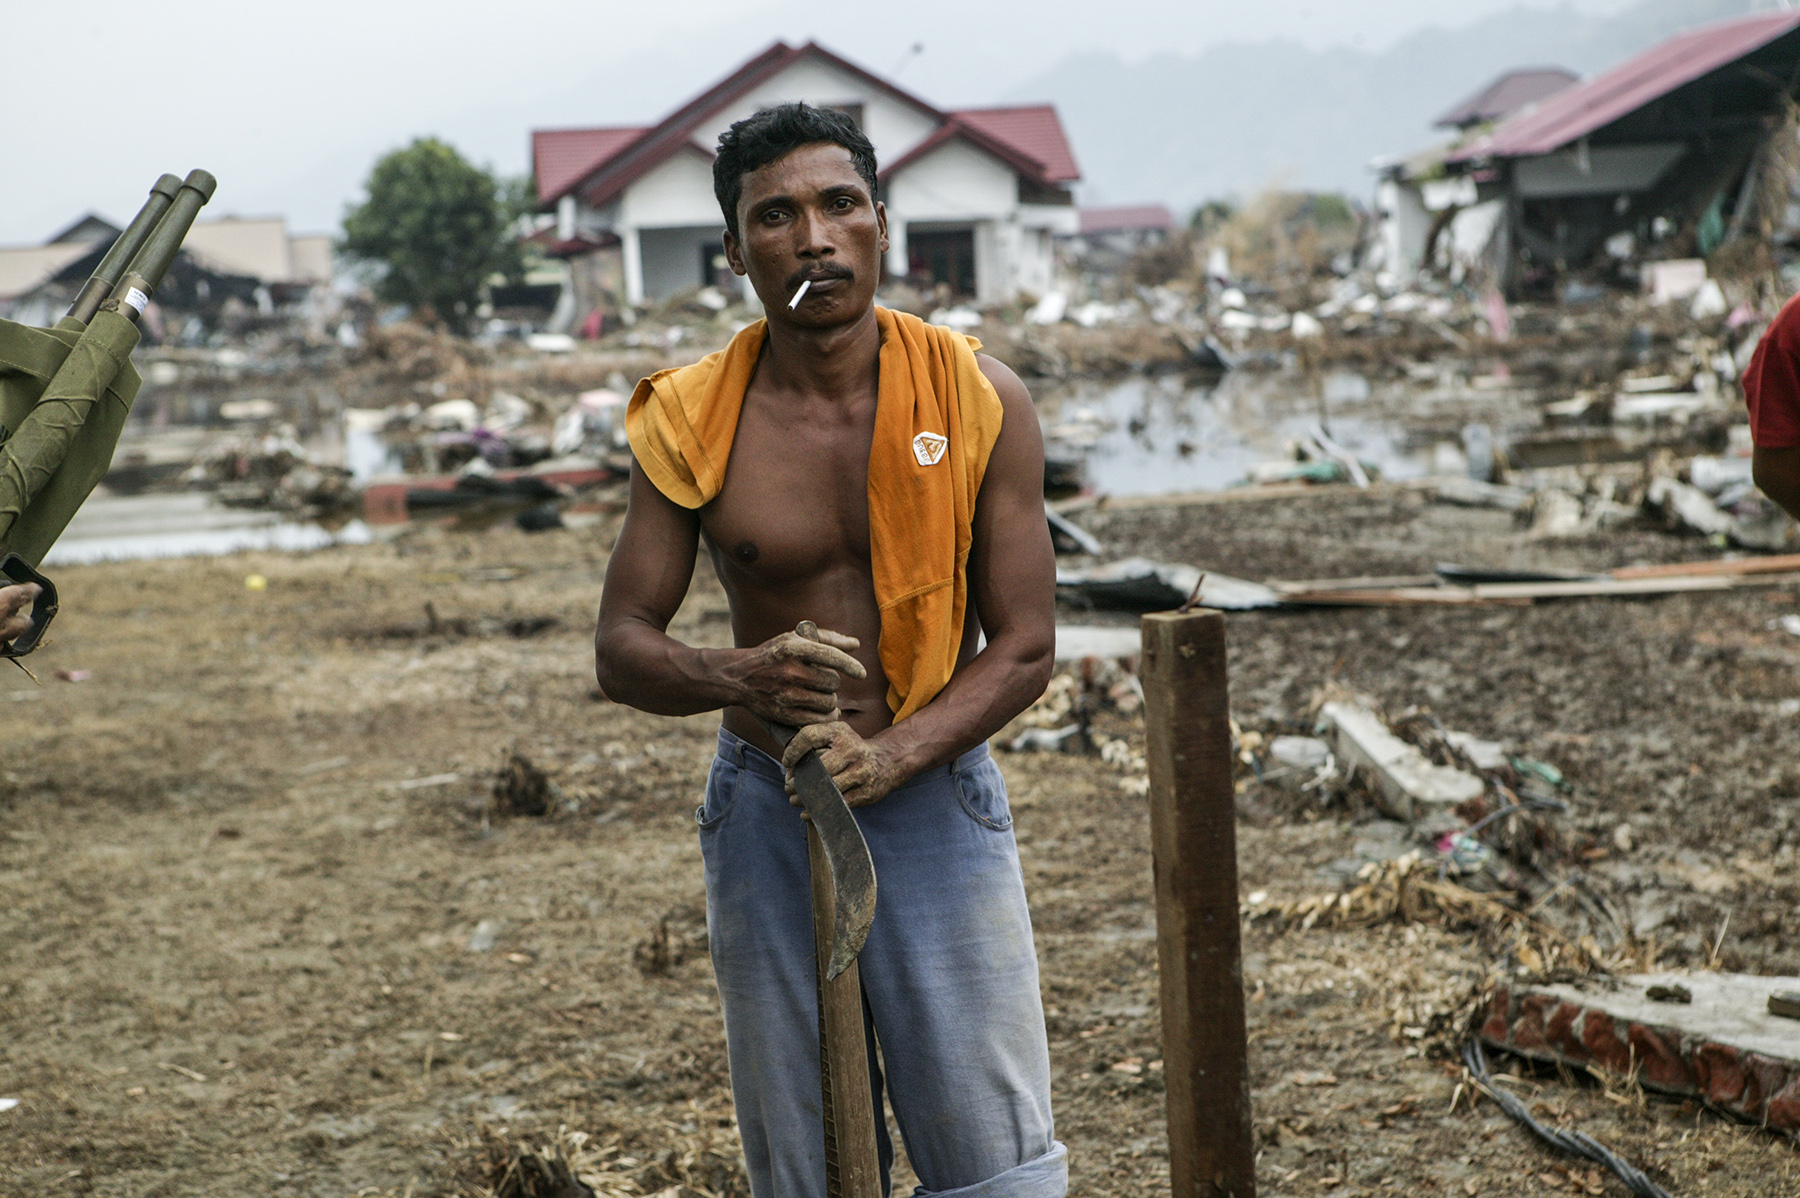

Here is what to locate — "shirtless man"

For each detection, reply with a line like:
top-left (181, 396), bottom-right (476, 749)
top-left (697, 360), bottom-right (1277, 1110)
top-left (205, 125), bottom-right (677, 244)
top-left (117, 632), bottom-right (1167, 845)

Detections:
top-left (595, 103), bottom-right (1065, 1197)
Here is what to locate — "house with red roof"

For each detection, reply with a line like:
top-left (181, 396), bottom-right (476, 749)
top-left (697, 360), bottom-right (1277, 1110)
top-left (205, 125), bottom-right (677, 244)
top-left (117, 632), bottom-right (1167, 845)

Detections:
top-left (530, 41), bottom-right (1080, 315)
top-left (1374, 12), bottom-right (1800, 292)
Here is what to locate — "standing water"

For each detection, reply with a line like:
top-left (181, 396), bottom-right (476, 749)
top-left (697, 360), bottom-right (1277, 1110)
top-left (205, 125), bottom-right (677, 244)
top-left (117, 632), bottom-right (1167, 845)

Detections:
top-left (1035, 372), bottom-right (1436, 496)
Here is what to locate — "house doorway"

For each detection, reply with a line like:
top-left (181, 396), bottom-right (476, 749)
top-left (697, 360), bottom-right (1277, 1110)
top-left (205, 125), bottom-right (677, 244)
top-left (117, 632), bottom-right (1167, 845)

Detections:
top-left (907, 227), bottom-right (976, 297)
top-left (700, 242), bottom-right (735, 291)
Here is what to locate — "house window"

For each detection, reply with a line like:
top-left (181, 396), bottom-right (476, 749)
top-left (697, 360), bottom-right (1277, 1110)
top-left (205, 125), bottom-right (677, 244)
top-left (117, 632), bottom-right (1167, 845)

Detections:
top-left (908, 227), bottom-right (976, 297)
top-left (826, 103), bottom-right (865, 129)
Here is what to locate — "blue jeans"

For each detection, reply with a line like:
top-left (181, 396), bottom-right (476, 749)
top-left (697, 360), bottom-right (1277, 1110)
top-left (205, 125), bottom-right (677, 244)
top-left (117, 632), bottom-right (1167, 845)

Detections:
top-left (698, 728), bottom-right (1067, 1198)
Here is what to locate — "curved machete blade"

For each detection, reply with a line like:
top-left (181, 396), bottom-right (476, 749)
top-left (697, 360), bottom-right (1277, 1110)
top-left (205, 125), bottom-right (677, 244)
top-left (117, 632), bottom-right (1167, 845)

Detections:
top-left (765, 723), bottom-right (877, 980)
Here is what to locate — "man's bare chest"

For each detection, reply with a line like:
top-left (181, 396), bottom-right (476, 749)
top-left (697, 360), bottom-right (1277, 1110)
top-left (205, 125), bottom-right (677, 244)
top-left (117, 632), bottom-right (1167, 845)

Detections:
top-left (701, 399), bottom-right (875, 583)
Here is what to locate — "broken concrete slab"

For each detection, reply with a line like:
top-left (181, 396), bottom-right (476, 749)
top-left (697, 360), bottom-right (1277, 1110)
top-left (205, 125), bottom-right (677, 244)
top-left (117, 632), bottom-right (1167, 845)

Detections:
top-left (1054, 624), bottom-right (1142, 661)
top-left (1429, 475), bottom-right (1531, 512)
top-left (1480, 971), bottom-right (1800, 1132)
top-left (1647, 476), bottom-right (1734, 537)
top-left (1444, 730), bottom-right (1508, 771)
top-left (1319, 700), bottom-right (1485, 820)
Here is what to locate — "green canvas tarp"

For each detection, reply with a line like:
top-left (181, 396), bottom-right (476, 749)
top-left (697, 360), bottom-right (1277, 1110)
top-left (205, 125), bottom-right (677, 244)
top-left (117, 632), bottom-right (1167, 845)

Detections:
top-left (0, 310), bottom-right (142, 567)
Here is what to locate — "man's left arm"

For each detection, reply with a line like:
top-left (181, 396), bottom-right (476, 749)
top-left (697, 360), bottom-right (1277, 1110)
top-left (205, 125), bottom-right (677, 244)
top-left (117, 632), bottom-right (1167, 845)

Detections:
top-left (783, 355), bottom-right (1055, 803)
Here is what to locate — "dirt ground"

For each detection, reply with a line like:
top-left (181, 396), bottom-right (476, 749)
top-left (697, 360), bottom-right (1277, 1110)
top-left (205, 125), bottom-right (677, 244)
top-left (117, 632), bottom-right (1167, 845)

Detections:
top-left (4, 486), bottom-right (1799, 1197)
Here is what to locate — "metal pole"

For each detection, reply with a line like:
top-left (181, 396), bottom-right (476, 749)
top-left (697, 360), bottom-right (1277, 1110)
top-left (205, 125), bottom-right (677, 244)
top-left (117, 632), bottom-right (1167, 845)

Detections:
top-left (1141, 609), bottom-right (1255, 1198)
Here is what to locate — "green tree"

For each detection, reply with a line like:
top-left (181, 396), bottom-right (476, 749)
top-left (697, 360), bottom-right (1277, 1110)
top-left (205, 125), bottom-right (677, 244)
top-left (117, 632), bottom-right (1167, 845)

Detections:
top-left (339, 138), bottom-right (523, 333)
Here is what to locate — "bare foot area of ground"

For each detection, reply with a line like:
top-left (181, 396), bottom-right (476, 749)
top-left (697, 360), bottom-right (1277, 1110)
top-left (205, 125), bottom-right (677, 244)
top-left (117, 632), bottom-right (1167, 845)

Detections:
top-left (4, 490), bottom-right (1797, 1196)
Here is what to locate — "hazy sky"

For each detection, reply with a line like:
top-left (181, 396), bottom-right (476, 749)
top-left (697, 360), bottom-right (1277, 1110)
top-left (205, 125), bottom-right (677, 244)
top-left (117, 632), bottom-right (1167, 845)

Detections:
top-left (3, 0), bottom-right (1636, 244)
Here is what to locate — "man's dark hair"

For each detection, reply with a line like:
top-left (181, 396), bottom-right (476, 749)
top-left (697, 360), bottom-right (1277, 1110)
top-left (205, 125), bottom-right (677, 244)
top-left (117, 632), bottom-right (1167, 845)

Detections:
top-left (713, 102), bottom-right (879, 237)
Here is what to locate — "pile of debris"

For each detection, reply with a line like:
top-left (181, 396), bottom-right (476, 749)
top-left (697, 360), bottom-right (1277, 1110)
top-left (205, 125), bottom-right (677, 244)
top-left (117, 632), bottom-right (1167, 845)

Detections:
top-left (186, 431), bottom-right (358, 519)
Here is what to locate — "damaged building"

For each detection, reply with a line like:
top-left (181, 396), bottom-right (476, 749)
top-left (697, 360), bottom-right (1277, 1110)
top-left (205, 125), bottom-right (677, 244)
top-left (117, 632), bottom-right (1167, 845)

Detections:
top-left (529, 40), bottom-right (1081, 320)
top-left (1377, 10), bottom-right (1800, 295)
top-left (0, 212), bottom-right (333, 329)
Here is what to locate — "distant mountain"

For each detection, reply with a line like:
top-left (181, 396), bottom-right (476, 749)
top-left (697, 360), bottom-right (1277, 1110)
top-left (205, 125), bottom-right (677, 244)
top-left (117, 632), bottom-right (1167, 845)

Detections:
top-left (1006, 0), bottom-right (1762, 216)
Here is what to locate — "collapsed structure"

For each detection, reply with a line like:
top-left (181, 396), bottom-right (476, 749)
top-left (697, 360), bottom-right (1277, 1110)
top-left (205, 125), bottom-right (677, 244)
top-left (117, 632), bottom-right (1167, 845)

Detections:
top-left (0, 214), bottom-right (332, 329)
top-left (1377, 11), bottom-right (1800, 294)
top-left (529, 41), bottom-right (1081, 320)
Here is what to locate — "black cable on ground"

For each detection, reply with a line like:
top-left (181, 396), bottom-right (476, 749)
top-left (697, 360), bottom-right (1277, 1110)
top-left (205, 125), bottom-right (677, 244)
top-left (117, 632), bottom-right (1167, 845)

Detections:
top-left (1461, 1040), bottom-right (1675, 1198)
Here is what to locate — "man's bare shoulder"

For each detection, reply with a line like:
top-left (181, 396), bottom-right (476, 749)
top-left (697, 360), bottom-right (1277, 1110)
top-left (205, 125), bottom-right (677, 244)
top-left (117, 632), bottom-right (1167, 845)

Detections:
top-left (974, 352), bottom-right (1032, 413)
top-left (971, 353), bottom-right (1043, 481)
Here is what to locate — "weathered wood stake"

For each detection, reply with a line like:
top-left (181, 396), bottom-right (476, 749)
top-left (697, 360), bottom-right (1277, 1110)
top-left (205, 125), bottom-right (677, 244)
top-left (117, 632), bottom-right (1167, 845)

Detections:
top-left (1141, 609), bottom-right (1255, 1198)
top-left (809, 824), bottom-right (881, 1198)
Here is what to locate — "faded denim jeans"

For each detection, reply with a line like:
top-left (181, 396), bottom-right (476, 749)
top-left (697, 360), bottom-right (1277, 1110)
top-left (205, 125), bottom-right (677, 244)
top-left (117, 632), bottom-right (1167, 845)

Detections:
top-left (698, 728), bottom-right (1067, 1198)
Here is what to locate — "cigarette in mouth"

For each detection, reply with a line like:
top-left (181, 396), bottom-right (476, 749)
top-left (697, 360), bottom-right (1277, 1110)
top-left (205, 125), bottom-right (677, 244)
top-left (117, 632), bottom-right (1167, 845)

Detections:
top-left (788, 279), bottom-right (811, 310)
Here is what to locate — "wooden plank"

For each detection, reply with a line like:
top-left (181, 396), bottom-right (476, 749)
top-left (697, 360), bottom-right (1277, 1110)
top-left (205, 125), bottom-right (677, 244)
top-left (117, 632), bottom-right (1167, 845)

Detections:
top-left (1279, 571), bottom-right (1800, 607)
top-left (808, 825), bottom-right (881, 1198)
top-left (1141, 610), bottom-right (1256, 1198)
top-left (1613, 553), bottom-right (1800, 580)
top-left (1265, 574), bottom-right (1439, 594)
top-left (1471, 575), bottom-right (1735, 600)
top-left (1278, 586), bottom-right (1496, 606)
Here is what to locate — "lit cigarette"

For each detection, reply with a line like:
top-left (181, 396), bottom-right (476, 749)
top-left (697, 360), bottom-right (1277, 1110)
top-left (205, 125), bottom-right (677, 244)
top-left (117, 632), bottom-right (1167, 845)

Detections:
top-left (788, 279), bottom-right (811, 309)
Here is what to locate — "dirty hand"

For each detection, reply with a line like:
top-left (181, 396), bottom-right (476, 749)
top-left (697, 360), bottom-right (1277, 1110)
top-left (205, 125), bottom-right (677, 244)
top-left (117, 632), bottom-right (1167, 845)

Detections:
top-left (724, 626), bottom-right (865, 727)
top-left (0, 582), bottom-right (40, 644)
top-left (783, 721), bottom-right (906, 809)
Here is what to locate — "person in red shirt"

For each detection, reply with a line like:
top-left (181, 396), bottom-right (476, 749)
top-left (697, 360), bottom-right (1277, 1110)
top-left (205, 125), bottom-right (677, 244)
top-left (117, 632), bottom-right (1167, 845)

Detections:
top-left (1745, 292), bottom-right (1800, 517)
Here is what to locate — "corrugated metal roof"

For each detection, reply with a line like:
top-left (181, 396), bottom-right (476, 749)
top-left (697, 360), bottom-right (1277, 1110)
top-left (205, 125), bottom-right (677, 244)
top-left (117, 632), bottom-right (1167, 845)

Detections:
top-left (952, 106), bottom-right (1081, 182)
top-left (1449, 11), bottom-right (1800, 162)
top-left (532, 126), bottom-right (649, 205)
top-left (1433, 67), bottom-right (1578, 129)
top-left (1079, 205), bottom-right (1174, 235)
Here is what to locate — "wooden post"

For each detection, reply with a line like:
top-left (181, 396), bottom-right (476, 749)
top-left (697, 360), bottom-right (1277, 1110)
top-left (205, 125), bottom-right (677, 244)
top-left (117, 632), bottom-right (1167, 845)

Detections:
top-left (1141, 610), bottom-right (1255, 1198)
top-left (809, 824), bottom-right (882, 1198)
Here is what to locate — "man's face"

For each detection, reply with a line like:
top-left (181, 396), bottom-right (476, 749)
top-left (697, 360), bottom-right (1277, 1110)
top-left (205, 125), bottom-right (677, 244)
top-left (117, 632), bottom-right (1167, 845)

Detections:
top-left (723, 142), bottom-right (888, 326)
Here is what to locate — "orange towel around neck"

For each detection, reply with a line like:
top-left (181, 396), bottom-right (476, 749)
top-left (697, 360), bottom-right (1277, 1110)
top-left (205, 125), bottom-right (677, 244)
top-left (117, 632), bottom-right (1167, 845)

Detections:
top-left (626, 306), bottom-right (1003, 720)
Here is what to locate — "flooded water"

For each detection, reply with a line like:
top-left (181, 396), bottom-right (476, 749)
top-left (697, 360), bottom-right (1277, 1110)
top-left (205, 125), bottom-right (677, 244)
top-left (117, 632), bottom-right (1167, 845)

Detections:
top-left (44, 493), bottom-right (373, 567)
top-left (1036, 373), bottom-right (1437, 496)
top-left (43, 371), bottom-right (1507, 566)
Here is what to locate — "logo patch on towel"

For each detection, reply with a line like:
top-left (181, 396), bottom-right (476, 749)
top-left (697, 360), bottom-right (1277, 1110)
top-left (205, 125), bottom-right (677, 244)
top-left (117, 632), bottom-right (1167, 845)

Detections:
top-left (912, 431), bottom-right (948, 467)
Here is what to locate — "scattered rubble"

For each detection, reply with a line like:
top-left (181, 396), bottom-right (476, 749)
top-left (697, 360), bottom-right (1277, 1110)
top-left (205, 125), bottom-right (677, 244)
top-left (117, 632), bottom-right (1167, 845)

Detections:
top-left (1319, 700), bottom-right (1485, 820)
top-left (1054, 558), bottom-right (1279, 611)
top-left (493, 750), bottom-right (561, 818)
top-left (1481, 972), bottom-right (1800, 1132)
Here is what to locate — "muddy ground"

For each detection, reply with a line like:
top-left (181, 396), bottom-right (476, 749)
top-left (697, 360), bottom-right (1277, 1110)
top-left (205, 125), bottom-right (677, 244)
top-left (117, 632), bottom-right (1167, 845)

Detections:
top-left (4, 487), bottom-right (1799, 1197)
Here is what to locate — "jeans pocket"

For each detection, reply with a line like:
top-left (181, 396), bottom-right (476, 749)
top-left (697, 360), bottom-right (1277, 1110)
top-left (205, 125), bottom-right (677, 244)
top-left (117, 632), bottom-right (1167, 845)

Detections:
top-left (696, 757), bottom-right (741, 830)
top-left (953, 757), bottom-right (1013, 831)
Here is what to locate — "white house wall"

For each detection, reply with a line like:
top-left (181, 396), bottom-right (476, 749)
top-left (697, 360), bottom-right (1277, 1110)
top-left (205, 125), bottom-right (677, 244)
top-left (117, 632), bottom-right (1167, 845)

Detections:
top-left (620, 151), bottom-right (725, 230)
top-left (1017, 203), bottom-right (1079, 236)
top-left (886, 140), bottom-right (1017, 223)
top-left (617, 151), bottom-right (726, 304)
top-left (639, 225), bottom-right (721, 301)
top-left (1375, 178), bottom-right (1433, 277)
top-left (694, 58), bottom-right (940, 170)
top-left (1013, 226), bottom-right (1055, 298)
top-left (1446, 201), bottom-right (1505, 282)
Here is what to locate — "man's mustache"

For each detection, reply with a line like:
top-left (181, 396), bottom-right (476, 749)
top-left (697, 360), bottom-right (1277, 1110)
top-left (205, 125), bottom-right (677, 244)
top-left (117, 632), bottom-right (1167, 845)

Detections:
top-left (785, 264), bottom-right (854, 291)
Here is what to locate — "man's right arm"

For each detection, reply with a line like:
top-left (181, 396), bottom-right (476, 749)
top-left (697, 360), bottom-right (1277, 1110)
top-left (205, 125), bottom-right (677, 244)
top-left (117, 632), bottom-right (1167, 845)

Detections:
top-left (594, 462), bottom-right (864, 723)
